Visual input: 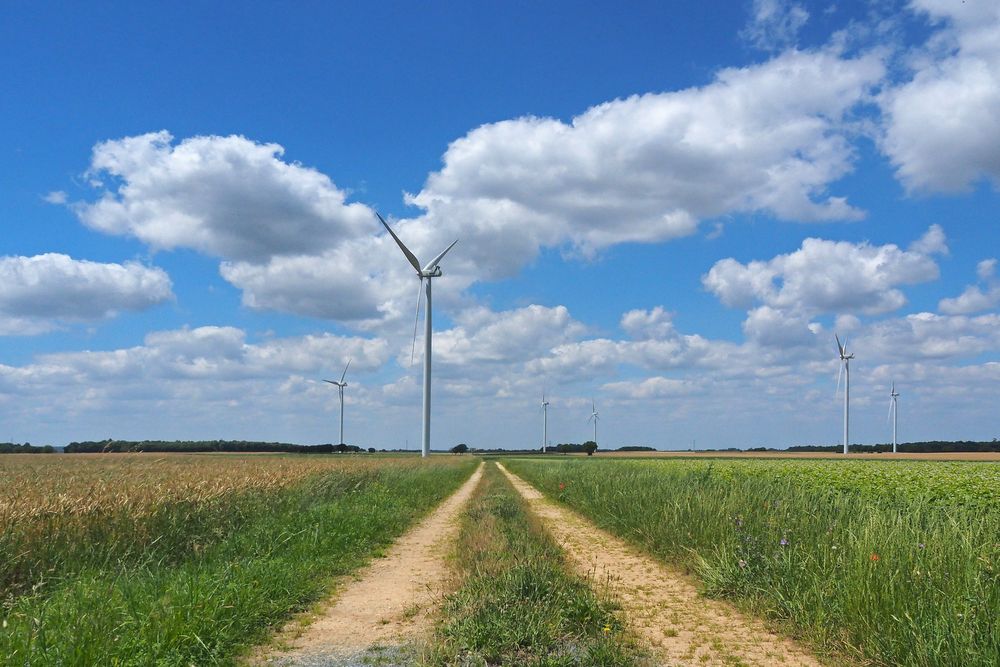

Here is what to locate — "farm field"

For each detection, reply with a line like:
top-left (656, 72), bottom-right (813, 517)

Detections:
top-left (0, 453), bottom-right (477, 665)
top-left (504, 457), bottom-right (1000, 667)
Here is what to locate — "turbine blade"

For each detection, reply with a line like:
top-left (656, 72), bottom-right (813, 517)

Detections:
top-left (341, 358), bottom-right (351, 384)
top-left (836, 362), bottom-right (843, 398)
top-left (376, 211), bottom-right (422, 274)
top-left (422, 239), bottom-right (458, 273)
top-left (888, 399), bottom-right (894, 424)
top-left (835, 333), bottom-right (843, 355)
top-left (410, 278), bottom-right (423, 367)
top-left (323, 379), bottom-right (337, 385)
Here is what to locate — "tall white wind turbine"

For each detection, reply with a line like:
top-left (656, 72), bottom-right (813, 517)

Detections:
top-left (377, 212), bottom-right (458, 458)
top-left (835, 334), bottom-right (854, 455)
top-left (587, 400), bottom-right (599, 446)
top-left (888, 381), bottom-right (900, 453)
top-left (323, 359), bottom-right (351, 445)
top-left (541, 391), bottom-right (550, 453)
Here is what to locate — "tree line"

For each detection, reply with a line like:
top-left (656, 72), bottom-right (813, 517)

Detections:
top-left (62, 440), bottom-right (373, 454)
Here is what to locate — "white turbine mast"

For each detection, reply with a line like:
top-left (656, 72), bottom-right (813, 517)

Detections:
top-left (835, 334), bottom-right (854, 455)
top-left (541, 391), bottom-right (550, 453)
top-left (888, 381), bottom-right (900, 454)
top-left (587, 399), bottom-right (599, 447)
top-left (323, 359), bottom-right (351, 445)
top-left (377, 211), bottom-right (458, 458)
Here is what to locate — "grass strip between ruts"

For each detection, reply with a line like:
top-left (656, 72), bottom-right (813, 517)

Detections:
top-left (426, 462), bottom-right (642, 666)
top-left (1, 458), bottom-right (477, 666)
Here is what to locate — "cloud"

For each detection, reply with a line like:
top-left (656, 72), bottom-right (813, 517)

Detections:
top-left (43, 191), bottom-right (67, 204)
top-left (742, 0), bottom-right (811, 51)
top-left (939, 258), bottom-right (1000, 314)
top-left (880, 2), bottom-right (1000, 192)
top-left (434, 304), bottom-right (587, 367)
top-left (410, 47), bottom-right (883, 266)
top-left (0, 254), bottom-right (173, 335)
top-left (76, 131), bottom-right (374, 262)
top-left (861, 311), bottom-right (1000, 361)
top-left (703, 228), bottom-right (943, 317)
top-left (603, 376), bottom-right (701, 400)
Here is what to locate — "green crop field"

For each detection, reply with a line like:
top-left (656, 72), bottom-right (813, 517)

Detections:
top-left (504, 457), bottom-right (1000, 667)
top-left (0, 454), bottom-right (476, 665)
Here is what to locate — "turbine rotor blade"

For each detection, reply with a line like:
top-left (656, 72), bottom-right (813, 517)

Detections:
top-left (376, 211), bottom-right (422, 274)
top-left (888, 398), bottom-right (894, 423)
top-left (323, 379), bottom-right (337, 385)
top-left (410, 278), bottom-right (424, 367)
top-left (422, 239), bottom-right (459, 274)
top-left (836, 362), bottom-right (843, 398)
top-left (835, 333), bottom-right (843, 355)
top-left (341, 358), bottom-right (351, 384)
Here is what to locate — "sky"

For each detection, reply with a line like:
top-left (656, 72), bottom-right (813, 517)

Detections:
top-left (1, 0), bottom-right (998, 450)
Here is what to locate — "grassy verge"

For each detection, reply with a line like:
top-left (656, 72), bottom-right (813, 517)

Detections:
top-left (426, 462), bottom-right (640, 666)
top-left (1, 457), bottom-right (477, 666)
top-left (504, 458), bottom-right (999, 667)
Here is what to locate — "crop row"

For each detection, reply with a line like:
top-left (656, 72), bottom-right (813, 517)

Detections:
top-left (504, 457), bottom-right (1000, 667)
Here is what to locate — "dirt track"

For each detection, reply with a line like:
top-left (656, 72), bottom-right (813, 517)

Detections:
top-left (497, 462), bottom-right (834, 667)
top-left (255, 463), bottom-right (484, 666)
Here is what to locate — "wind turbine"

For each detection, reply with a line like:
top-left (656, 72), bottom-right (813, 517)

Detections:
top-left (541, 391), bottom-right (550, 453)
top-left (835, 334), bottom-right (854, 455)
top-left (587, 400), bottom-right (599, 446)
top-left (888, 382), bottom-right (900, 453)
top-left (323, 359), bottom-right (351, 445)
top-left (377, 211), bottom-right (458, 458)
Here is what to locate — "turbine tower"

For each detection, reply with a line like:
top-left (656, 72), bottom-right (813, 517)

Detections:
top-left (587, 400), bottom-right (599, 446)
top-left (377, 212), bottom-right (458, 458)
top-left (888, 381), bottom-right (900, 453)
top-left (541, 391), bottom-right (550, 453)
top-left (323, 359), bottom-right (351, 445)
top-left (835, 334), bottom-right (854, 455)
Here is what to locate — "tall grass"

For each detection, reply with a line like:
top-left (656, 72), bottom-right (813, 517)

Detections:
top-left (505, 458), bottom-right (1000, 667)
top-left (428, 463), bottom-right (640, 666)
top-left (0, 454), bottom-right (476, 666)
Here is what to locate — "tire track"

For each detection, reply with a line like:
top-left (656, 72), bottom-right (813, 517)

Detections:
top-left (497, 462), bottom-right (833, 667)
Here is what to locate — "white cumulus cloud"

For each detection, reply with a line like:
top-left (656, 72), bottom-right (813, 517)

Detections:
top-left (880, 2), bottom-right (1000, 192)
top-left (0, 254), bottom-right (173, 335)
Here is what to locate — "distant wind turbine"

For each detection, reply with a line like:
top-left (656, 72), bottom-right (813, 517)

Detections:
top-left (587, 400), bottom-right (599, 446)
top-left (835, 334), bottom-right (854, 455)
top-left (541, 391), bottom-right (550, 453)
top-left (323, 359), bottom-right (351, 445)
top-left (888, 381), bottom-right (900, 453)
top-left (377, 211), bottom-right (458, 458)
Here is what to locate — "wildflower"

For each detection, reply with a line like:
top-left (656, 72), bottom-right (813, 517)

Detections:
top-left (831, 545), bottom-right (839, 550)
top-left (918, 543), bottom-right (926, 549)
top-left (558, 483), bottom-right (566, 491)
top-left (780, 537), bottom-right (789, 547)
top-left (870, 553), bottom-right (880, 562)
top-left (602, 625), bottom-right (611, 634)
top-left (738, 559), bottom-right (748, 569)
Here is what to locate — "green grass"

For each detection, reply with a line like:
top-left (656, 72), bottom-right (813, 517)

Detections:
top-left (427, 462), bottom-right (641, 667)
top-left (1, 457), bottom-right (477, 666)
top-left (504, 457), bottom-right (1000, 667)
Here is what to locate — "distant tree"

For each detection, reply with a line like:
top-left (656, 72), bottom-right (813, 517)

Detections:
top-left (582, 441), bottom-right (598, 456)
top-left (450, 443), bottom-right (469, 454)
top-left (368, 447), bottom-right (376, 453)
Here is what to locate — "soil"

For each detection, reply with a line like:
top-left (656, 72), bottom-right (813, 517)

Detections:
top-left (497, 462), bottom-right (836, 667)
top-left (252, 462), bottom-right (484, 666)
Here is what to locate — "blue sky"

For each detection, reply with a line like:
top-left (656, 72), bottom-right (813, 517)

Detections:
top-left (1, 1), bottom-right (998, 449)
